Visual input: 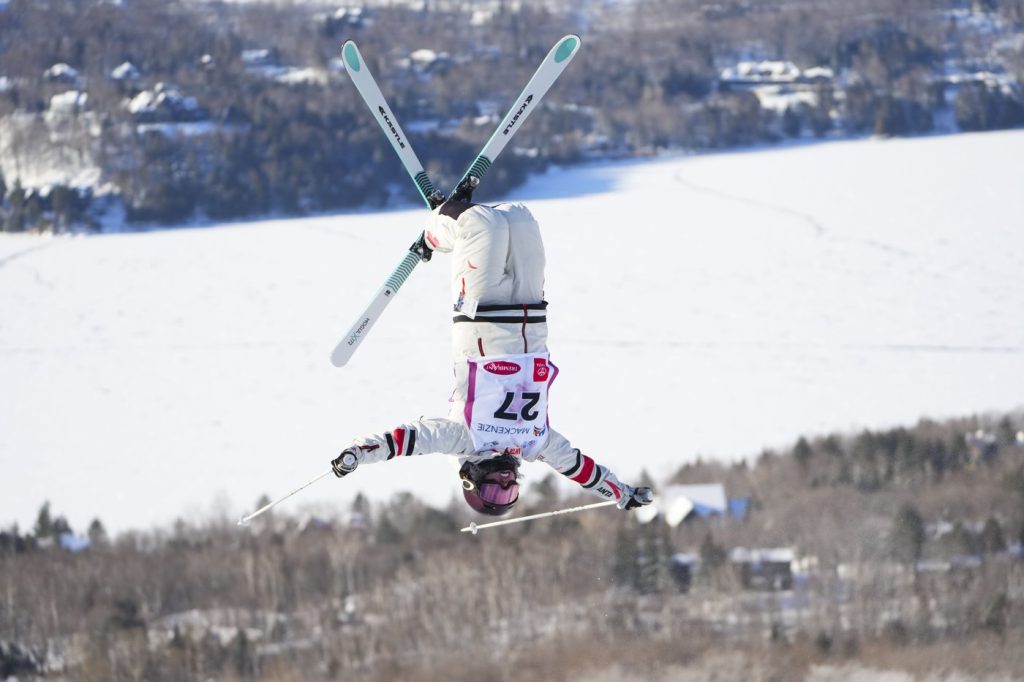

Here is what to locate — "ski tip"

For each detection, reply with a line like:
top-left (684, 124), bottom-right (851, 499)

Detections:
top-left (341, 41), bottom-right (361, 72)
top-left (237, 515), bottom-right (249, 527)
top-left (554, 35), bottom-right (581, 63)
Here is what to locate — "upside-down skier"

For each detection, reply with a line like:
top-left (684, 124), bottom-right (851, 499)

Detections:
top-left (330, 198), bottom-right (654, 516)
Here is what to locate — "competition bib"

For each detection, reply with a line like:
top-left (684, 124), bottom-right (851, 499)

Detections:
top-left (464, 352), bottom-right (558, 457)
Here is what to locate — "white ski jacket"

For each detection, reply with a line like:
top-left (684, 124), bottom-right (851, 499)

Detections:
top-left (344, 201), bottom-right (630, 504)
top-left (424, 200), bottom-right (549, 407)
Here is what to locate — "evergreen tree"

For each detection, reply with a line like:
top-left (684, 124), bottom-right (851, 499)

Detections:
top-left (844, 84), bottom-right (877, 132)
top-left (0, 524), bottom-right (34, 554)
top-left (49, 185), bottom-right (87, 232)
top-left (950, 521), bottom-right (976, 556)
top-left (611, 523), bottom-right (637, 588)
top-left (955, 81), bottom-right (1024, 132)
top-left (660, 66), bottom-right (712, 99)
top-left (5, 181), bottom-right (25, 233)
top-left (374, 515), bottom-right (403, 544)
top-left (634, 517), bottom-right (671, 594)
top-left (125, 133), bottom-right (198, 224)
top-left (51, 515), bottom-right (72, 537)
top-left (699, 531), bottom-right (728, 589)
top-left (983, 593), bottom-right (1008, 636)
top-left (234, 628), bottom-right (255, 677)
top-left (637, 469), bottom-right (655, 488)
top-left (529, 473), bottom-right (560, 501)
top-left (980, 517), bottom-right (1006, 554)
top-left (410, 506), bottom-right (458, 536)
top-left (108, 596), bottom-right (145, 630)
top-left (783, 106), bottom-right (802, 137)
top-left (33, 501), bottom-right (53, 539)
top-left (890, 504), bottom-right (925, 564)
top-left (996, 417), bottom-right (1018, 447)
top-left (24, 192), bottom-right (42, 230)
top-left (810, 85), bottom-right (835, 137)
top-left (611, 516), bottom-right (671, 594)
top-left (34, 502), bottom-right (72, 540)
top-left (350, 492), bottom-right (372, 525)
top-left (793, 436), bottom-right (814, 469)
top-left (87, 518), bottom-right (108, 547)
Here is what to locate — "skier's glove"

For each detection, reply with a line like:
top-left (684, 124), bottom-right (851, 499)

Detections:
top-left (449, 175), bottom-right (479, 204)
top-left (331, 449), bottom-right (358, 478)
top-left (410, 231), bottom-right (434, 263)
top-left (426, 190), bottom-right (446, 210)
top-left (617, 485), bottom-right (654, 511)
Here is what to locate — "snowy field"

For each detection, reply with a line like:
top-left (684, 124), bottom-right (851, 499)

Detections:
top-left (2, 131), bottom-right (1023, 534)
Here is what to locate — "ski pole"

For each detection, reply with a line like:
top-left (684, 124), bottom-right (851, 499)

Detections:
top-left (237, 469), bottom-right (334, 526)
top-left (460, 500), bottom-right (617, 535)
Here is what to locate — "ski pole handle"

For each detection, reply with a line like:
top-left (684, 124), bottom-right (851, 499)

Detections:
top-left (237, 469), bottom-right (334, 526)
top-left (460, 500), bottom-right (616, 535)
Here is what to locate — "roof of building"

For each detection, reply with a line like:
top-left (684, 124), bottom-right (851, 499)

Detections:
top-left (730, 547), bottom-right (796, 564)
top-left (635, 483), bottom-right (725, 526)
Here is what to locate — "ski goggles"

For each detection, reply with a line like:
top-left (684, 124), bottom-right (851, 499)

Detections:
top-left (477, 471), bottom-right (520, 506)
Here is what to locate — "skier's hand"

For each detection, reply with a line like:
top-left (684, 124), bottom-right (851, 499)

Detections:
top-left (449, 175), bottom-right (479, 204)
top-left (617, 485), bottom-right (654, 510)
top-left (426, 190), bottom-right (446, 210)
top-left (410, 231), bottom-right (434, 263)
top-left (331, 449), bottom-right (358, 478)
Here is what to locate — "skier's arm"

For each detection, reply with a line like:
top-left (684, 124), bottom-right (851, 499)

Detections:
top-left (421, 204), bottom-right (464, 254)
top-left (536, 429), bottom-right (653, 509)
top-left (333, 418), bottom-right (473, 474)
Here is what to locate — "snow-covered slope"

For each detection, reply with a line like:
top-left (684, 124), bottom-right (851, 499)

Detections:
top-left (2, 131), bottom-right (1023, 533)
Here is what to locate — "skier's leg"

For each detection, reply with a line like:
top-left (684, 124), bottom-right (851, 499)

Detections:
top-left (502, 203), bottom-right (546, 304)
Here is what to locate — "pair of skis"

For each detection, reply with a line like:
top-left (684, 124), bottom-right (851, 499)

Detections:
top-left (330, 35), bottom-right (582, 367)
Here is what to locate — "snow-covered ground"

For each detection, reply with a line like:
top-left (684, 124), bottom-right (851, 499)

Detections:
top-left (2, 131), bottom-right (1023, 534)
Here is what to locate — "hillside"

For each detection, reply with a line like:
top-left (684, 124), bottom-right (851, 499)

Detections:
top-left (2, 412), bottom-right (1023, 680)
top-left (0, 0), bottom-right (1023, 229)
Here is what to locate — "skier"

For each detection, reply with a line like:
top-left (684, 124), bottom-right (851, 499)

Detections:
top-left (331, 199), bottom-right (654, 516)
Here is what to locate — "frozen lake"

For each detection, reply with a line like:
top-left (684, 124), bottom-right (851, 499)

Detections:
top-left (2, 131), bottom-right (1022, 533)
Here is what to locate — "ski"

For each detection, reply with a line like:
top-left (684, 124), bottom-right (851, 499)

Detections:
top-left (449, 34), bottom-right (581, 200)
top-left (331, 35), bottom-right (582, 368)
top-left (330, 249), bottom-right (421, 367)
top-left (340, 40), bottom-right (443, 208)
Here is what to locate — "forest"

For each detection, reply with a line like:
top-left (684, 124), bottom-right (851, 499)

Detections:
top-left (2, 411), bottom-right (1023, 680)
top-left (0, 0), bottom-right (1022, 229)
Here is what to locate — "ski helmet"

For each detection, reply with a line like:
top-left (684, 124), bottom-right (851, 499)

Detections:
top-left (459, 454), bottom-right (520, 516)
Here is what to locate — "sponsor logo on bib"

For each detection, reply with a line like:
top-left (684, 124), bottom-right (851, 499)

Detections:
top-left (533, 358), bottom-right (549, 382)
top-left (484, 360), bottom-right (521, 375)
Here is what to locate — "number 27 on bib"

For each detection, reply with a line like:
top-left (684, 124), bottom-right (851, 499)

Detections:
top-left (464, 353), bottom-right (558, 457)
